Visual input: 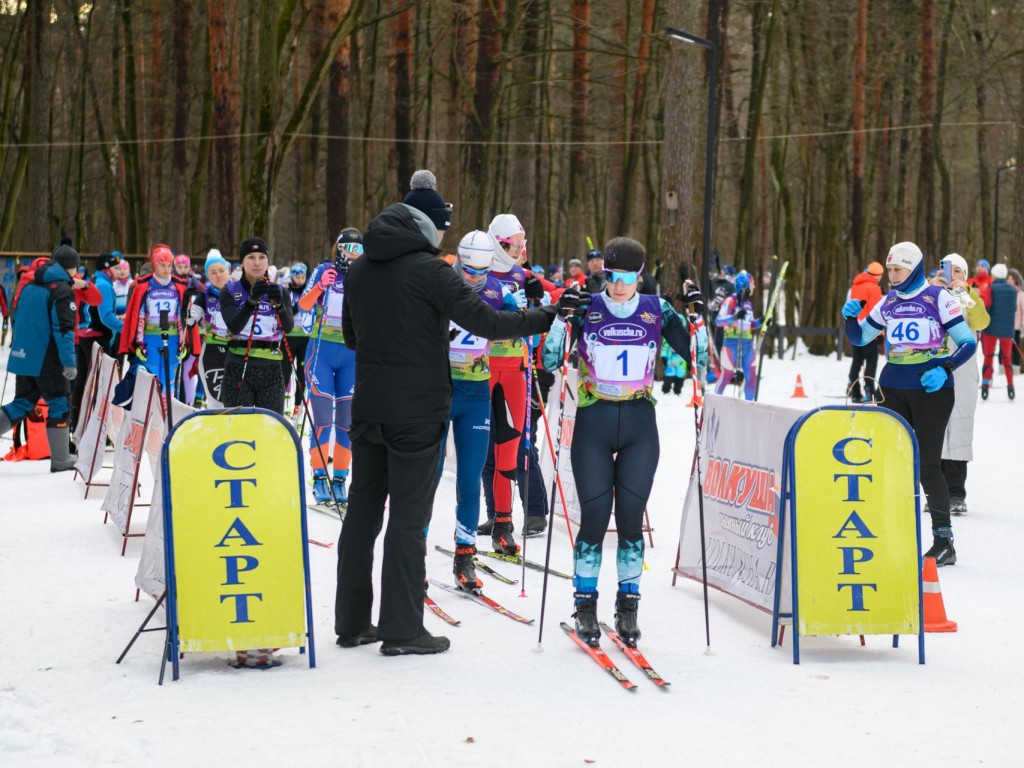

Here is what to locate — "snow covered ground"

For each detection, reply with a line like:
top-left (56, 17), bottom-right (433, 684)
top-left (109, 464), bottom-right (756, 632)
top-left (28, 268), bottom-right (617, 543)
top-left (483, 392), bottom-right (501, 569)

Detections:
top-left (1, 343), bottom-right (1020, 767)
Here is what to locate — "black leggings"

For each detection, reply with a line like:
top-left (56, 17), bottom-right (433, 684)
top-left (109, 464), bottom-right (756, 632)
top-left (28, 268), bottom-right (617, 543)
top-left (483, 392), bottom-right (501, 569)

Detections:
top-left (221, 353), bottom-right (285, 414)
top-left (878, 385), bottom-right (955, 529)
top-left (571, 398), bottom-right (659, 546)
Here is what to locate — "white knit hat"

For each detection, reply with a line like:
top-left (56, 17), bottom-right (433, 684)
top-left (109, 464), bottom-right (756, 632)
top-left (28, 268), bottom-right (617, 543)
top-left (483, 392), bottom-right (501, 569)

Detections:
top-left (457, 230), bottom-right (494, 270)
top-left (942, 253), bottom-right (969, 278)
top-left (886, 241), bottom-right (923, 271)
top-left (991, 263), bottom-right (1008, 280)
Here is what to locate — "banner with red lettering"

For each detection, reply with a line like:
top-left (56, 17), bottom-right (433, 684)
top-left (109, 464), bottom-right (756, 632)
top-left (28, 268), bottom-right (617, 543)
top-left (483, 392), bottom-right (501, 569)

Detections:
top-left (73, 351), bottom-right (120, 484)
top-left (673, 394), bottom-right (804, 614)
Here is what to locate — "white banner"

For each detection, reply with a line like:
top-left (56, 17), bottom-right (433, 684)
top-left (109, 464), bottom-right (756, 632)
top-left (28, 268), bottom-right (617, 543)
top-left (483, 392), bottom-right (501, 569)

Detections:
top-left (135, 397), bottom-right (194, 598)
top-left (538, 368), bottom-right (582, 526)
top-left (674, 394), bottom-right (804, 614)
top-left (100, 371), bottom-right (160, 537)
top-left (73, 352), bottom-right (119, 483)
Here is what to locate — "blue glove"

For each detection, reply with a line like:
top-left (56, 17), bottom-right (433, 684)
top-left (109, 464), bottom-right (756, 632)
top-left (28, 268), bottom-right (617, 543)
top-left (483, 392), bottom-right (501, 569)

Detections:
top-left (842, 299), bottom-right (864, 319)
top-left (511, 289), bottom-right (527, 310)
top-left (920, 367), bottom-right (948, 393)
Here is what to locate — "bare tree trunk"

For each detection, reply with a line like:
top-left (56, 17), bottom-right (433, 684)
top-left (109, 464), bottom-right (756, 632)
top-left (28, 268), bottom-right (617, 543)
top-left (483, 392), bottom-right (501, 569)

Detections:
top-left (0, 11), bottom-right (30, 249)
top-left (326, 0), bottom-right (353, 234)
top-left (851, 0), bottom-right (867, 265)
top-left (616, 0), bottom-right (654, 236)
top-left (933, 0), bottom-right (956, 258)
top-left (918, 0), bottom-right (937, 255)
top-left (149, 0), bottom-right (164, 239)
top-left (171, 0), bottom-right (192, 248)
top-left (209, 0), bottom-right (237, 250)
top-left (26, 0), bottom-right (52, 244)
top-left (657, 0), bottom-right (703, 297)
top-left (392, 2), bottom-right (414, 195)
top-left (119, 0), bottom-right (147, 250)
top-left (466, 0), bottom-right (504, 224)
top-left (568, 0), bottom-right (591, 252)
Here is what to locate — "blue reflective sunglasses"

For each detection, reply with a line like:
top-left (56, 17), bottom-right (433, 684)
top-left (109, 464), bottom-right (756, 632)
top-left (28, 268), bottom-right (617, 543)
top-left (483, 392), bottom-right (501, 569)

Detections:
top-left (604, 270), bottom-right (639, 285)
top-left (461, 264), bottom-right (490, 276)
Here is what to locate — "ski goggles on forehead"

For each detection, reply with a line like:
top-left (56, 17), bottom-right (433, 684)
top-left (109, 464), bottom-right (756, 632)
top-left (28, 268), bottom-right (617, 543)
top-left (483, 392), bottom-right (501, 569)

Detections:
top-left (604, 270), bottom-right (639, 285)
top-left (461, 263), bottom-right (490, 276)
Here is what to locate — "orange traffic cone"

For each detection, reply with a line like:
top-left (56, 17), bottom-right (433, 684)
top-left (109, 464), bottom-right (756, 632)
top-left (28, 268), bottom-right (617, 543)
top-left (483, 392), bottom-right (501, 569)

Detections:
top-left (791, 374), bottom-right (808, 398)
top-left (686, 388), bottom-right (703, 408)
top-left (922, 556), bottom-right (957, 633)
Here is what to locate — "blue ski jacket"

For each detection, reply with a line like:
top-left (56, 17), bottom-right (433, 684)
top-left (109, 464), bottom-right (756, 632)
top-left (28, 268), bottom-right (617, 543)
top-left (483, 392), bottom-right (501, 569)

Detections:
top-left (9, 260), bottom-right (77, 377)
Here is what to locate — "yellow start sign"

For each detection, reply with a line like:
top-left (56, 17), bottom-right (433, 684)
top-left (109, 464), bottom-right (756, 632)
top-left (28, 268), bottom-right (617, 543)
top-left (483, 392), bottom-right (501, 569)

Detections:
top-left (164, 410), bottom-right (312, 658)
top-left (791, 408), bottom-right (921, 638)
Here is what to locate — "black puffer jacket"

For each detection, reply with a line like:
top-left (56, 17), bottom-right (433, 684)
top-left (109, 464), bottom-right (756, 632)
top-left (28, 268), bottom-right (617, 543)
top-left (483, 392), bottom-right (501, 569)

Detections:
top-left (343, 204), bottom-right (555, 424)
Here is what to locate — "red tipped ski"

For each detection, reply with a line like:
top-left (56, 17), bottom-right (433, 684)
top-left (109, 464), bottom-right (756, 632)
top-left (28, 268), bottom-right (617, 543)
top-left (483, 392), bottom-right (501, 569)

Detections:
top-left (428, 579), bottom-right (535, 625)
top-left (560, 622), bottom-right (637, 691)
top-left (599, 623), bottom-right (670, 688)
top-left (424, 596), bottom-right (460, 626)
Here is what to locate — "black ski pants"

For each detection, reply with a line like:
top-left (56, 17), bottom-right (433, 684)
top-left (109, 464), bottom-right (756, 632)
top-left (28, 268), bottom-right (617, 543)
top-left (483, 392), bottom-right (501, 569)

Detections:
top-left (848, 338), bottom-right (880, 398)
top-left (941, 459), bottom-right (968, 501)
top-left (878, 385), bottom-right (955, 529)
top-left (335, 419), bottom-right (445, 643)
top-left (571, 398), bottom-right (659, 548)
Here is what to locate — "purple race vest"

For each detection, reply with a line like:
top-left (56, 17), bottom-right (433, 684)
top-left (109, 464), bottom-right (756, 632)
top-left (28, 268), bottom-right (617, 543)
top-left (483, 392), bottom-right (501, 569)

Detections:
top-left (449, 275), bottom-right (505, 381)
top-left (578, 293), bottom-right (662, 401)
top-left (871, 284), bottom-right (960, 364)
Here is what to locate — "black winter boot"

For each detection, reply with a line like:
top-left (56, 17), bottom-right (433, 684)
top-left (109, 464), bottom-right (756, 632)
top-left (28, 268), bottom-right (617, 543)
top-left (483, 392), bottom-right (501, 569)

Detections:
top-left (573, 591), bottom-right (601, 647)
top-left (925, 527), bottom-right (956, 567)
top-left (614, 591), bottom-right (641, 646)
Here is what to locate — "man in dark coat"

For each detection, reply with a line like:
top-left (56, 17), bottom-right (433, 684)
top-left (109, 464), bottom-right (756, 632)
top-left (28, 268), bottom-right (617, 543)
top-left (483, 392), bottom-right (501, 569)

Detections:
top-left (335, 200), bottom-right (561, 656)
top-left (0, 243), bottom-right (81, 471)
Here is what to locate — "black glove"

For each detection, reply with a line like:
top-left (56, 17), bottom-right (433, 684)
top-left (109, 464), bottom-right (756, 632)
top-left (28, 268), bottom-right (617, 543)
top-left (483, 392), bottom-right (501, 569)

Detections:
top-left (248, 281), bottom-right (269, 306)
top-left (266, 283), bottom-right (283, 304)
top-left (524, 276), bottom-right (545, 302)
top-left (735, 308), bottom-right (747, 320)
top-left (557, 288), bottom-right (591, 318)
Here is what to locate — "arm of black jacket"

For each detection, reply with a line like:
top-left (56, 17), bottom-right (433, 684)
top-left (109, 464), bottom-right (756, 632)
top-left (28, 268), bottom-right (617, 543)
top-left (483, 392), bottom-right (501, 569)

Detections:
top-left (221, 293), bottom-right (256, 335)
top-left (342, 287), bottom-right (357, 349)
top-left (438, 264), bottom-right (554, 339)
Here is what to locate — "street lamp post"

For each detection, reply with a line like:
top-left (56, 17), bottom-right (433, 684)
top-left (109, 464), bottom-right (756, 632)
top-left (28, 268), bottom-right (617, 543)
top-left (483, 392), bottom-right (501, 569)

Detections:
top-left (665, 27), bottom-right (718, 301)
top-left (994, 159), bottom-right (1017, 264)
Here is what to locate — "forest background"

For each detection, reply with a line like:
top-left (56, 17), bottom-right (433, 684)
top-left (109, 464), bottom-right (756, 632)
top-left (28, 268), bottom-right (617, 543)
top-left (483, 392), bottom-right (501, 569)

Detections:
top-left (2, 0), bottom-right (1023, 337)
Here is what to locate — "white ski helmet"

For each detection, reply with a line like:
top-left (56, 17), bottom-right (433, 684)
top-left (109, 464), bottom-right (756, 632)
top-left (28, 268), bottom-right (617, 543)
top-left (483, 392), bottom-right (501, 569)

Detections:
top-left (457, 230), bottom-right (494, 271)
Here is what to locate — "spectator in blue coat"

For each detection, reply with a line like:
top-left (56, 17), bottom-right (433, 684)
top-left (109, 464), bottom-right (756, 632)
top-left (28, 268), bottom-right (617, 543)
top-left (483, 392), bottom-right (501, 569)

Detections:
top-left (90, 252), bottom-right (125, 352)
top-left (0, 243), bottom-right (82, 471)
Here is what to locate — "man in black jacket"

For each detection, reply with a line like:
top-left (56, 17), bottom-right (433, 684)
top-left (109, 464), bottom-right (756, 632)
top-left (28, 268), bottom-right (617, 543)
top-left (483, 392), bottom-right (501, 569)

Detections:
top-left (336, 202), bottom-right (561, 655)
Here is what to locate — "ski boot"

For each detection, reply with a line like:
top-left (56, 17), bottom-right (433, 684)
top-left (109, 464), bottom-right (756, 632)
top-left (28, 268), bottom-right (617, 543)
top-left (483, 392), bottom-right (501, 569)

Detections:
top-left (848, 379), bottom-right (862, 402)
top-left (572, 591), bottom-right (601, 647)
top-left (476, 517), bottom-right (494, 536)
top-left (925, 526), bottom-right (956, 567)
top-left (981, 380), bottom-right (990, 400)
top-left (950, 497), bottom-right (967, 517)
top-left (331, 473), bottom-right (348, 505)
top-left (312, 470), bottom-right (332, 504)
top-left (453, 544), bottom-right (483, 593)
top-left (491, 514), bottom-right (520, 555)
top-left (614, 590), bottom-right (642, 646)
top-left (1009, 384), bottom-right (1016, 401)
top-left (524, 515), bottom-right (547, 537)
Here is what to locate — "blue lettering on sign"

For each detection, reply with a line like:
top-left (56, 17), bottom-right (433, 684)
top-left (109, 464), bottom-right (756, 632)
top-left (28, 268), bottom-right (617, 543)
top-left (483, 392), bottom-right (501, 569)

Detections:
top-left (214, 478), bottom-right (258, 508)
top-left (832, 437), bottom-right (871, 466)
top-left (214, 517), bottom-right (263, 547)
top-left (837, 583), bottom-right (877, 611)
top-left (212, 440), bottom-right (256, 471)
top-left (833, 511), bottom-right (877, 539)
top-left (222, 555), bottom-right (260, 585)
top-left (838, 546), bottom-right (874, 575)
top-left (833, 473), bottom-right (872, 502)
top-left (219, 593), bottom-right (263, 623)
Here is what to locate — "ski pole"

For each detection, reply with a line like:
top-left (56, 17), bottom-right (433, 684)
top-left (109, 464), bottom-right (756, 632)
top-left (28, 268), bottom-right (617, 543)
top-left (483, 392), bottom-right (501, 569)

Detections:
top-left (274, 302), bottom-right (341, 513)
top-left (237, 288), bottom-right (260, 392)
top-left (519, 335), bottom-right (534, 596)
top-left (536, 312), bottom-right (576, 649)
top-left (686, 315), bottom-right (713, 654)
top-left (531, 368), bottom-right (574, 547)
top-left (158, 309), bottom-right (173, 425)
